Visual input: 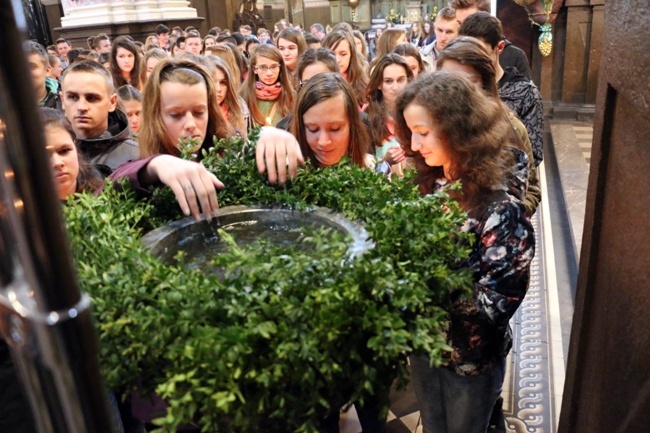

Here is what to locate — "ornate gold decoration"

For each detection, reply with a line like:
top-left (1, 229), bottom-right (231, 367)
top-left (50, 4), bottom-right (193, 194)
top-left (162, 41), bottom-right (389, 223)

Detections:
top-left (513, 0), bottom-right (554, 56)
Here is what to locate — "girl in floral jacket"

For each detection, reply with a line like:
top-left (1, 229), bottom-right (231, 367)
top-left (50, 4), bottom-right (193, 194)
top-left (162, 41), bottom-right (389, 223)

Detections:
top-left (395, 71), bottom-right (535, 433)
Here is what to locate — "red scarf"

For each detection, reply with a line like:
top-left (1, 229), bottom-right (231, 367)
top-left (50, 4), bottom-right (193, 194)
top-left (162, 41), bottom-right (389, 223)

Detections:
top-left (255, 80), bottom-right (282, 101)
top-left (220, 102), bottom-right (229, 121)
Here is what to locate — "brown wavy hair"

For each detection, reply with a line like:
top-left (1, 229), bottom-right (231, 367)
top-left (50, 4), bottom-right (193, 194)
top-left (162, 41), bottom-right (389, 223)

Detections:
top-left (365, 53), bottom-right (413, 150)
top-left (290, 73), bottom-right (370, 168)
top-left (239, 44), bottom-right (295, 126)
top-left (322, 30), bottom-right (369, 107)
top-left (139, 58), bottom-right (234, 158)
top-left (394, 71), bottom-right (515, 208)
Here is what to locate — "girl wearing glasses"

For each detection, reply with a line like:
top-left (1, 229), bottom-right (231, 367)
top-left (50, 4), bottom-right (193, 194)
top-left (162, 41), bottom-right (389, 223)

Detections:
top-left (365, 54), bottom-right (414, 177)
top-left (240, 44), bottom-right (295, 127)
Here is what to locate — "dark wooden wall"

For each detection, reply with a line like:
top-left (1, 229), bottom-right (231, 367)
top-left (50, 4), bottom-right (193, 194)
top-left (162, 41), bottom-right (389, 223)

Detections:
top-left (558, 0), bottom-right (650, 431)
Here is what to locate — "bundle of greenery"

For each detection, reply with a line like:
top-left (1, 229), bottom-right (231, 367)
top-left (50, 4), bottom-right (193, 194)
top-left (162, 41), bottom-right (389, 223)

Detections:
top-left (65, 130), bottom-right (474, 432)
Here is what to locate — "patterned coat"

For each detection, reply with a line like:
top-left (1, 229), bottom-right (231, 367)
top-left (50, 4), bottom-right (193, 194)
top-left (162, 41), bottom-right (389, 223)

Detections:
top-left (499, 67), bottom-right (544, 166)
top-left (435, 171), bottom-right (536, 376)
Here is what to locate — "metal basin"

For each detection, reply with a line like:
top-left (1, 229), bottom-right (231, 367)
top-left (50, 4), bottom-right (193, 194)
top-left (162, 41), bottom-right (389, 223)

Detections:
top-left (141, 205), bottom-right (373, 274)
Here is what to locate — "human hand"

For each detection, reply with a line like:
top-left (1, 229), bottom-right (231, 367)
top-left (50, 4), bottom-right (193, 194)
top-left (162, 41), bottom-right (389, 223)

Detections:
top-left (383, 145), bottom-right (406, 166)
top-left (255, 126), bottom-right (305, 185)
top-left (145, 155), bottom-right (224, 221)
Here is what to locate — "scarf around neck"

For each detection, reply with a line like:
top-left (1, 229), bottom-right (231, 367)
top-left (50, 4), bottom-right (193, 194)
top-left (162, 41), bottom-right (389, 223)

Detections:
top-left (255, 80), bottom-right (282, 101)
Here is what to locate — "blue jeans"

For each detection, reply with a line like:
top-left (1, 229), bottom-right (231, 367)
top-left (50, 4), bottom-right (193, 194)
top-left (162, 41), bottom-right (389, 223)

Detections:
top-left (409, 354), bottom-right (505, 433)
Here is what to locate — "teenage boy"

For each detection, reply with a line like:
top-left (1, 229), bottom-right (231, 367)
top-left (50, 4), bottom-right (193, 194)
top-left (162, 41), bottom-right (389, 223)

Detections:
top-left (60, 60), bottom-right (139, 172)
top-left (450, 0), bottom-right (532, 79)
top-left (156, 24), bottom-right (170, 50)
top-left (55, 38), bottom-right (71, 69)
top-left (460, 12), bottom-right (544, 166)
top-left (421, 7), bottom-right (460, 66)
top-left (26, 41), bottom-right (61, 110)
top-left (93, 34), bottom-right (111, 54)
top-left (185, 31), bottom-right (202, 55)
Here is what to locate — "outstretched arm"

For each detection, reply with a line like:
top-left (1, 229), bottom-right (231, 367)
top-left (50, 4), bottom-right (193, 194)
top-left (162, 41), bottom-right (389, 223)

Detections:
top-left (255, 126), bottom-right (305, 185)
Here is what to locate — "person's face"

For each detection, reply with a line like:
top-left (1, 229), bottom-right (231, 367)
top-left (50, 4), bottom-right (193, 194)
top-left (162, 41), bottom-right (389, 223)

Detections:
top-left (97, 39), bottom-right (111, 54)
top-left (255, 56), bottom-right (281, 85)
top-left (28, 54), bottom-right (50, 93)
top-left (259, 32), bottom-right (269, 43)
top-left (403, 55), bottom-right (420, 79)
top-left (278, 38), bottom-right (299, 70)
top-left (375, 28), bottom-right (383, 39)
top-left (301, 62), bottom-right (332, 85)
top-left (434, 18), bottom-right (460, 50)
top-left (160, 81), bottom-right (209, 149)
top-left (240, 27), bottom-right (251, 36)
top-left (332, 39), bottom-right (351, 75)
top-left (116, 47), bottom-right (135, 74)
top-left (403, 103), bottom-right (452, 176)
top-left (213, 68), bottom-right (228, 105)
top-left (310, 27), bottom-right (320, 37)
top-left (122, 100), bottom-right (142, 132)
top-left (424, 22), bottom-right (431, 34)
top-left (186, 37), bottom-right (202, 55)
top-left (438, 59), bottom-right (482, 87)
top-left (158, 32), bottom-right (169, 46)
top-left (380, 64), bottom-right (409, 107)
top-left (412, 23), bottom-right (419, 33)
top-left (49, 59), bottom-right (63, 80)
top-left (303, 94), bottom-right (350, 167)
top-left (354, 36), bottom-right (363, 54)
top-left (57, 42), bottom-right (70, 57)
top-left (145, 57), bottom-right (162, 81)
top-left (173, 42), bottom-right (186, 57)
top-left (62, 72), bottom-right (117, 139)
top-left (455, 6), bottom-right (480, 25)
top-left (45, 125), bottom-right (79, 200)
top-left (204, 38), bottom-right (216, 49)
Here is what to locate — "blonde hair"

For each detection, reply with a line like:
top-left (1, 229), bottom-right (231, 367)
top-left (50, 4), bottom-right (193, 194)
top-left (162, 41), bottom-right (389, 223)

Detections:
top-left (139, 58), bottom-right (234, 158)
top-left (210, 44), bottom-right (241, 83)
top-left (207, 55), bottom-right (247, 132)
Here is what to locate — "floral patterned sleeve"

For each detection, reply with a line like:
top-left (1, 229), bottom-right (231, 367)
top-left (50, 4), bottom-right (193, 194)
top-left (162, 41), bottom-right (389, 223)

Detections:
top-left (470, 198), bottom-right (535, 325)
top-left (446, 194), bottom-right (535, 375)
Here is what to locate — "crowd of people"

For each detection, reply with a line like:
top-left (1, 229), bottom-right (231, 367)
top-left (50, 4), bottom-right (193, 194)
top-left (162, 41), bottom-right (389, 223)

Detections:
top-left (6, 0), bottom-right (542, 432)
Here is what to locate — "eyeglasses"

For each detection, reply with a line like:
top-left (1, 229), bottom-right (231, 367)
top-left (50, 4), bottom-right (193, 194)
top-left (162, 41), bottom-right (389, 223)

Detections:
top-left (254, 64), bottom-right (281, 73)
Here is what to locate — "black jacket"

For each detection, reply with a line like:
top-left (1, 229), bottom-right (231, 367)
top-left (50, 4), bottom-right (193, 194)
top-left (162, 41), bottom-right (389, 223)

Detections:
top-left (499, 40), bottom-right (531, 80)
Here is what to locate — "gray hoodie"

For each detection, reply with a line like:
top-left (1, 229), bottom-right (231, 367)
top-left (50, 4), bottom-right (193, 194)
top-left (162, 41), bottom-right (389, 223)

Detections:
top-left (76, 109), bottom-right (139, 172)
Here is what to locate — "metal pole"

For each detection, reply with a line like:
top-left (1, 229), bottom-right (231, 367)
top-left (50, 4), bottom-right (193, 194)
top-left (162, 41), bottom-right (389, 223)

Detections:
top-left (0, 1), bottom-right (117, 432)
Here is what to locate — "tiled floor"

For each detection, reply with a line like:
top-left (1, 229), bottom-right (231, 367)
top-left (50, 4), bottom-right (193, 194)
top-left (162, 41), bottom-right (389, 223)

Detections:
top-left (338, 121), bottom-right (594, 433)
